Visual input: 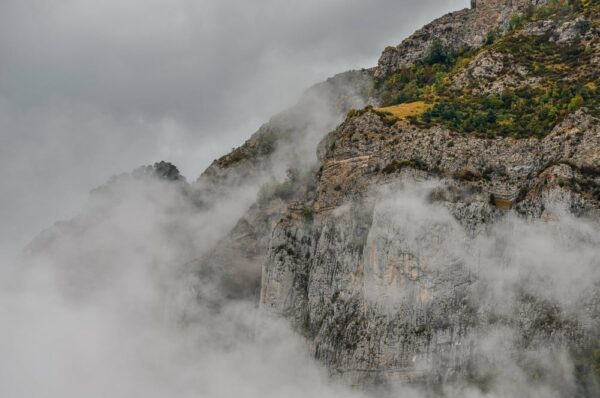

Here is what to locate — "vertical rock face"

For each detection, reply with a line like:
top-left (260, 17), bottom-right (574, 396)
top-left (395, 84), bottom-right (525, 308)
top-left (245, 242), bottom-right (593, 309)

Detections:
top-left (26, 0), bottom-right (600, 395)
top-left (191, 69), bottom-right (376, 302)
top-left (259, 3), bottom-right (600, 391)
top-left (260, 109), bottom-right (600, 388)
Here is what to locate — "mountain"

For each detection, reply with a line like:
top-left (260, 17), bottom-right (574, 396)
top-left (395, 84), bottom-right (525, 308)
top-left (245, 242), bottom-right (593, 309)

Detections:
top-left (27, 0), bottom-right (600, 396)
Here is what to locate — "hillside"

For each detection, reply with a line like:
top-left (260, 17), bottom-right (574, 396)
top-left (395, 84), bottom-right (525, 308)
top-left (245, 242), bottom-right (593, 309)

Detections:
top-left (27, 0), bottom-right (600, 396)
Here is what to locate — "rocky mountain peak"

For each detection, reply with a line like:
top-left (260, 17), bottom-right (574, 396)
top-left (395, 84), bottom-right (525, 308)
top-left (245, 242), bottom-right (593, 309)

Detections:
top-left (375, 0), bottom-right (551, 80)
top-left (257, 0), bottom-right (600, 392)
top-left (27, 1), bottom-right (600, 396)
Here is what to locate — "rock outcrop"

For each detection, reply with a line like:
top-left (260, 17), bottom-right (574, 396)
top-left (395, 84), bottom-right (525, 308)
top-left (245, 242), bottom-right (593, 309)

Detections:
top-left (375, 1), bottom-right (547, 80)
top-left (260, 107), bottom-right (600, 388)
top-left (256, 0), bottom-right (600, 392)
top-left (27, 1), bottom-right (600, 395)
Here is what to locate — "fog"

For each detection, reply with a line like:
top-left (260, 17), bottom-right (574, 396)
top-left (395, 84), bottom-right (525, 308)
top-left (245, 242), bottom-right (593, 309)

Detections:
top-left (6, 1), bottom-right (597, 397)
top-left (2, 173), bottom-right (597, 397)
top-left (369, 182), bottom-right (600, 309)
top-left (365, 181), bottom-right (600, 397)
top-left (0, 171), bottom-right (365, 398)
top-left (0, 0), bottom-right (468, 255)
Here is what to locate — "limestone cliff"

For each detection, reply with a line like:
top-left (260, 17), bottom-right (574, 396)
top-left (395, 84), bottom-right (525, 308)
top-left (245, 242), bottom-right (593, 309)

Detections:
top-left (27, 0), bottom-right (600, 396)
top-left (260, 108), bottom-right (600, 389)
top-left (256, 0), bottom-right (600, 393)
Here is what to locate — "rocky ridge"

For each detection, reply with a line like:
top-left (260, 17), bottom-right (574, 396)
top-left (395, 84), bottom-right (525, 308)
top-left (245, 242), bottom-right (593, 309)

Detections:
top-left (255, 0), bottom-right (600, 392)
top-left (375, 0), bottom-right (548, 80)
top-left (260, 107), bottom-right (600, 388)
top-left (28, 0), bottom-right (600, 395)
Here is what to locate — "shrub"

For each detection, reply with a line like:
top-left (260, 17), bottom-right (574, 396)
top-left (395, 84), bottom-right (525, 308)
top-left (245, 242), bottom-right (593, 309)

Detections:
top-left (508, 14), bottom-right (526, 31)
top-left (302, 207), bottom-right (314, 221)
top-left (568, 95), bottom-right (585, 111)
top-left (575, 19), bottom-right (592, 34)
top-left (455, 169), bottom-right (481, 181)
top-left (382, 158), bottom-right (428, 174)
top-left (485, 28), bottom-right (501, 45)
top-left (424, 41), bottom-right (455, 66)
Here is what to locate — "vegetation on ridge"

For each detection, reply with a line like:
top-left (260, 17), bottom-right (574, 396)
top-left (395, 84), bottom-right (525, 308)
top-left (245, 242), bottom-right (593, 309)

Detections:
top-left (370, 0), bottom-right (600, 139)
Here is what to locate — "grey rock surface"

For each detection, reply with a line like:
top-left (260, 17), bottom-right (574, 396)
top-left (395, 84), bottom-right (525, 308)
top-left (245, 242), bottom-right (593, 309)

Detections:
top-left (26, 1), bottom-right (600, 394)
top-left (260, 108), bottom-right (600, 387)
top-left (374, 0), bottom-right (547, 80)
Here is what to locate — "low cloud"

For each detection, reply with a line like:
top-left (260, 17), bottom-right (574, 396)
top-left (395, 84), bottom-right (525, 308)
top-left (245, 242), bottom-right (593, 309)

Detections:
top-left (362, 180), bottom-right (600, 396)
top-left (0, 170), bottom-right (367, 398)
top-left (2, 173), bottom-right (597, 397)
top-left (0, 0), bottom-right (468, 256)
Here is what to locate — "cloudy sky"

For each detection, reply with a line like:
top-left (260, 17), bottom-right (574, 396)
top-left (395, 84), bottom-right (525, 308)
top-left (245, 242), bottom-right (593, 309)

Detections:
top-left (0, 0), bottom-right (468, 256)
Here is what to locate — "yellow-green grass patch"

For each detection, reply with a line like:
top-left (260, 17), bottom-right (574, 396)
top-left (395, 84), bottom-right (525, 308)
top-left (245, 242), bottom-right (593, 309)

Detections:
top-left (376, 101), bottom-right (432, 124)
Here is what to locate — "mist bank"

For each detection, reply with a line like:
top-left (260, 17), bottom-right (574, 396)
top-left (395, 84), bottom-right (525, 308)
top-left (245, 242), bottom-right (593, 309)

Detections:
top-left (0, 0), bottom-right (468, 259)
top-left (3, 167), bottom-right (599, 397)
top-left (3, 1), bottom-right (600, 396)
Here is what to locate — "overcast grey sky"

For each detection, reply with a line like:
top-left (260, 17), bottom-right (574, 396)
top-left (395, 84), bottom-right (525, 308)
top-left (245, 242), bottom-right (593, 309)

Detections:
top-left (0, 0), bottom-right (468, 255)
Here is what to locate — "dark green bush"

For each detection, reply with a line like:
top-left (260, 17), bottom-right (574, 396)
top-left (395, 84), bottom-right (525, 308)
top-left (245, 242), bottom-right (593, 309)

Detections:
top-left (424, 41), bottom-right (455, 66)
